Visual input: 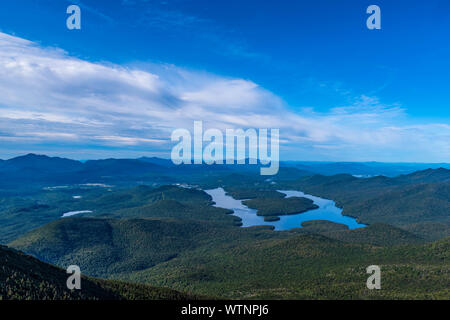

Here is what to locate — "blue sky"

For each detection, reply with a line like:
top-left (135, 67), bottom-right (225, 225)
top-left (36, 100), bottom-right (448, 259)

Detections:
top-left (0, 0), bottom-right (449, 161)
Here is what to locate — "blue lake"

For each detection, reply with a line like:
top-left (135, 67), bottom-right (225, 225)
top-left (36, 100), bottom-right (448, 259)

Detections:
top-left (205, 188), bottom-right (366, 231)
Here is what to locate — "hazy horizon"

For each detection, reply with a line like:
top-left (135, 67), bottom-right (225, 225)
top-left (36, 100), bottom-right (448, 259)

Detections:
top-left (2, 152), bottom-right (450, 166)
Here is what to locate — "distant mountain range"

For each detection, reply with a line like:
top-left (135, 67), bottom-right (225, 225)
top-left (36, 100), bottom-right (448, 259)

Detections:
top-left (1, 153), bottom-right (449, 188)
top-left (282, 160), bottom-right (450, 177)
top-left (0, 154), bottom-right (254, 188)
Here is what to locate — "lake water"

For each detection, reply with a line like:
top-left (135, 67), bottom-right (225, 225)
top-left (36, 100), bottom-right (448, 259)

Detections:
top-left (61, 210), bottom-right (93, 218)
top-left (205, 188), bottom-right (366, 231)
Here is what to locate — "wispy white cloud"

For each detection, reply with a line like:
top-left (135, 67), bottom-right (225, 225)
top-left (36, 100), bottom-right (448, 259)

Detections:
top-left (0, 32), bottom-right (449, 162)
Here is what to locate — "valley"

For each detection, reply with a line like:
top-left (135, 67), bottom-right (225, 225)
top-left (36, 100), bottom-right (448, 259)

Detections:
top-left (0, 154), bottom-right (449, 300)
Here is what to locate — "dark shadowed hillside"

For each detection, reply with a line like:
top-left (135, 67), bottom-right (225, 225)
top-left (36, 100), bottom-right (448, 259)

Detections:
top-left (0, 245), bottom-right (195, 300)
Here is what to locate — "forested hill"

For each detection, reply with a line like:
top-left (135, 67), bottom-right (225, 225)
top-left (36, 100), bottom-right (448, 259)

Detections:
top-left (0, 245), bottom-right (196, 300)
top-left (274, 168), bottom-right (450, 240)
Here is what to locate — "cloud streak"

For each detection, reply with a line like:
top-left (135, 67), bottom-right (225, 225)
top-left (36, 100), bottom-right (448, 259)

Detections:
top-left (0, 32), bottom-right (449, 162)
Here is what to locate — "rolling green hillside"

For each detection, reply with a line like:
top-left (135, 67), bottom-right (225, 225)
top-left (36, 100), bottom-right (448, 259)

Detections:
top-left (321, 223), bottom-right (425, 246)
top-left (10, 215), bottom-right (449, 299)
top-left (298, 220), bottom-right (349, 233)
top-left (120, 235), bottom-right (450, 299)
top-left (0, 245), bottom-right (195, 300)
top-left (401, 222), bottom-right (450, 242)
top-left (271, 221), bottom-right (424, 246)
top-left (79, 185), bottom-right (215, 213)
top-left (108, 199), bottom-right (240, 225)
top-left (10, 217), bottom-right (241, 277)
top-left (342, 182), bottom-right (450, 226)
top-left (0, 185), bottom-right (222, 243)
